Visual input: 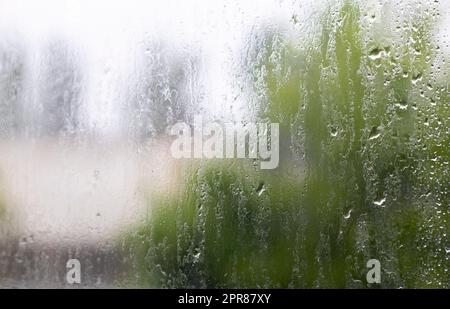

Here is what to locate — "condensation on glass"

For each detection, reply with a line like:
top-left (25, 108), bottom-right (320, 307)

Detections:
top-left (0, 0), bottom-right (448, 288)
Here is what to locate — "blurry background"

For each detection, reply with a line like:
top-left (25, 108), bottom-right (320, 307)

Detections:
top-left (0, 0), bottom-right (448, 288)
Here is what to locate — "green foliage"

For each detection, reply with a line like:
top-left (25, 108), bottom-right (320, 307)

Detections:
top-left (123, 0), bottom-right (449, 288)
top-left (123, 161), bottom-right (305, 288)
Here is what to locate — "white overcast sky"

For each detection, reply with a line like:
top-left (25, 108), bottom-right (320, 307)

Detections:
top-left (0, 0), bottom-right (448, 132)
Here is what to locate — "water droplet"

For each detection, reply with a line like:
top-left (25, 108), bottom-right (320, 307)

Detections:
top-left (395, 101), bottom-right (408, 110)
top-left (193, 252), bottom-right (201, 263)
top-left (256, 182), bottom-right (266, 196)
top-left (412, 73), bottom-right (423, 84)
top-left (368, 48), bottom-right (383, 60)
top-left (344, 209), bottom-right (352, 219)
top-left (330, 127), bottom-right (338, 137)
top-left (373, 197), bottom-right (386, 207)
top-left (369, 126), bottom-right (382, 140)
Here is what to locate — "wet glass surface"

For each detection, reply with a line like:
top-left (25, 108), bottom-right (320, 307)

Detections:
top-left (0, 0), bottom-right (448, 288)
